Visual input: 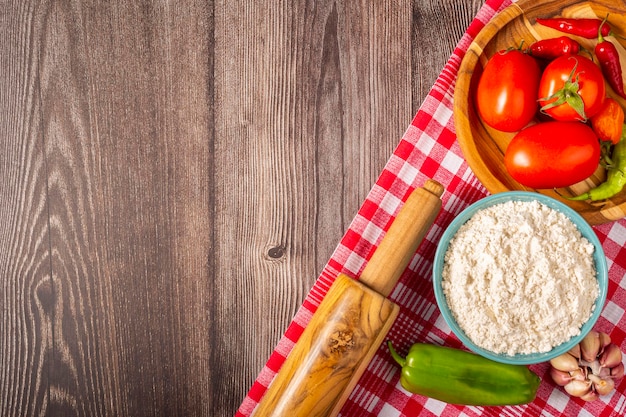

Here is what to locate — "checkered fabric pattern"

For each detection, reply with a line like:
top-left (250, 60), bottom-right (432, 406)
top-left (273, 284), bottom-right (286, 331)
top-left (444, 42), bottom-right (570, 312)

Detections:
top-left (237, 0), bottom-right (626, 415)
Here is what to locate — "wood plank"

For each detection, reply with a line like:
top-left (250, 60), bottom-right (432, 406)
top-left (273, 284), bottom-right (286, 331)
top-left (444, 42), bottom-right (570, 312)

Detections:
top-left (35, 0), bottom-right (213, 415)
top-left (411, 0), bottom-right (486, 109)
top-left (0, 1), bottom-right (52, 415)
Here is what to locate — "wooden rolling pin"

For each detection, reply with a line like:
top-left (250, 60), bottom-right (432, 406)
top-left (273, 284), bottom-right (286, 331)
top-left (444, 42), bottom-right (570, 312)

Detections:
top-left (253, 179), bottom-right (444, 417)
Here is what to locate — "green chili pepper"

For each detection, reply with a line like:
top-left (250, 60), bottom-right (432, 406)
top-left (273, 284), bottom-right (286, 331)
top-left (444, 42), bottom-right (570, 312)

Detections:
top-left (387, 341), bottom-right (540, 406)
top-left (570, 125), bottom-right (626, 201)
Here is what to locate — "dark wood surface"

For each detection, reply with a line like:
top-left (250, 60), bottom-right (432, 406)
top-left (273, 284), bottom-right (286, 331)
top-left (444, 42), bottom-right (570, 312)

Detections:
top-left (1, 1), bottom-right (485, 415)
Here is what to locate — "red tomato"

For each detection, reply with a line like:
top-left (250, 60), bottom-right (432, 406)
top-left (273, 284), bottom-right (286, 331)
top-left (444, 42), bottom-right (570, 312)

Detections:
top-left (538, 55), bottom-right (605, 122)
top-left (504, 121), bottom-right (600, 189)
top-left (476, 49), bottom-right (541, 132)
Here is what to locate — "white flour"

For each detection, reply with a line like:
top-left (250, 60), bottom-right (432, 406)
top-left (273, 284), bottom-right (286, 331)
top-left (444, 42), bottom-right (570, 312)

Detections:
top-left (442, 200), bottom-right (598, 356)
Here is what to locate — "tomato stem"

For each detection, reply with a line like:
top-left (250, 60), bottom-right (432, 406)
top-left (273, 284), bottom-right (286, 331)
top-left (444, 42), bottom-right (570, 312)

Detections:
top-left (539, 57), bottom-right (588, 121)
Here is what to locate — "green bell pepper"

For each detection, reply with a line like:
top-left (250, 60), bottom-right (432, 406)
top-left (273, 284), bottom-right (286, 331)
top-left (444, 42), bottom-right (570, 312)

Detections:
top-left (388, 341), bottom-right (540, 406)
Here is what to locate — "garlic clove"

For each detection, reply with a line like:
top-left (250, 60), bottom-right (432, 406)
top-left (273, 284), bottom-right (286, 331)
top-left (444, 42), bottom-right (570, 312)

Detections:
top-left (550, 368), bottom-right (574, 386)
top-left (564, 379), bottom-right (592, 397)
top-left (599, 367), bottom-right (611, 378)
top-left (610, 362), bottom-right (624, 379)
top-left (595, 380), bottom-right (615, 396)
top-left (580, 331), bottom-right (601, 362)
top-left (550, 352), bottom-right (580, 372)
top-left (570, 368), bottom-right (587, 382)
top-left (567, 343), bottom-right (581, 359)
top-left (589, 374), bottom-right (616, 396)
top-left (580, 389), bottom-right (599, 402)
top-left (599, 332), bottom-right (612, 353)
top-left (599, 344), bottom-right (623, 369)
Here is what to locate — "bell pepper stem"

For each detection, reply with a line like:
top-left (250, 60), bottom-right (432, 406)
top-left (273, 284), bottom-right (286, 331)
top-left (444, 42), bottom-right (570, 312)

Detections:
top-left (387, 341), bottom-right (407, 367)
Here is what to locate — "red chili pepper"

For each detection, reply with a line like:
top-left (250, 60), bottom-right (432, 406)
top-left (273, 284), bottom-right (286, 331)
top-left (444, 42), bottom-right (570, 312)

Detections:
top-left (595, 41), bottom-right (626, 98)
top-left (536, 17), bottom-right (611, 39)
top-left (528, 36), bottom-right (580, 60)
top-left (595, 20), bottom-right (626, 99)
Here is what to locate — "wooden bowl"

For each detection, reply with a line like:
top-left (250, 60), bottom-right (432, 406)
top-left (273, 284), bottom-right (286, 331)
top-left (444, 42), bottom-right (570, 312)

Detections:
top-left (454, 0), bottom-right (626, 225)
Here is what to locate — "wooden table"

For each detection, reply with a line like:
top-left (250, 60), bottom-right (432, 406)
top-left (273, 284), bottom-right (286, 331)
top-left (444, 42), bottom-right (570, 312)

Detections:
top-left (1, 1), bottom-right (485, 415)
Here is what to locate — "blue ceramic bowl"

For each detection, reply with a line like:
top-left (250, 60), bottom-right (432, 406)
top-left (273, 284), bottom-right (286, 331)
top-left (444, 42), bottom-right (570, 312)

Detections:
top-left (433, 192), bottom-right (608, 365)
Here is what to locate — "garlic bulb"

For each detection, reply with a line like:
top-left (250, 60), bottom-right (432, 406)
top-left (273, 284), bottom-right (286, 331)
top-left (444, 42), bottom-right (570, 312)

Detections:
top-left (549, 331), bottom-right (624, 401)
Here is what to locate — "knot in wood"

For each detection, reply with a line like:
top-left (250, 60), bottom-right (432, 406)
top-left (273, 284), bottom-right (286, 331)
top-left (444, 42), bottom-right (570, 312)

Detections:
top-left (329, 330), bottom-right (355, 354)
top-left (267, 246), bottom-right (284, 259)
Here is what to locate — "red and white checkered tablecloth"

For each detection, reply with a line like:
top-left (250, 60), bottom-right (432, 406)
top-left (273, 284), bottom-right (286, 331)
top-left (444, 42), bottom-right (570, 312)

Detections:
top-left (237, 0), bottom-right (626, 415)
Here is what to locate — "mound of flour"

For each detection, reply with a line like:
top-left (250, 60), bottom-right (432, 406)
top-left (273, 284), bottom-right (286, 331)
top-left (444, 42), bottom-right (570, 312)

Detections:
top-left (442, 199), bottom-right (598, 356)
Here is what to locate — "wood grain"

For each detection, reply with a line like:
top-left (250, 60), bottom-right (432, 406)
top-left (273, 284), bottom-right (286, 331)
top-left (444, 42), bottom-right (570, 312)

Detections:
top-left (359, 180), bottom-right (443, 296)
top-left (252, 274), bottom-right (399, 417)
top-left (0, 0), bottom-right (484, 416)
